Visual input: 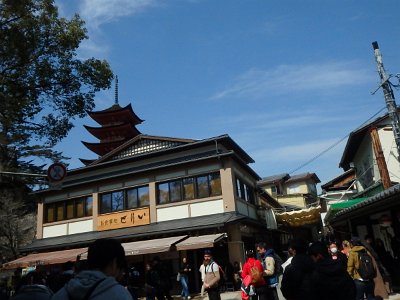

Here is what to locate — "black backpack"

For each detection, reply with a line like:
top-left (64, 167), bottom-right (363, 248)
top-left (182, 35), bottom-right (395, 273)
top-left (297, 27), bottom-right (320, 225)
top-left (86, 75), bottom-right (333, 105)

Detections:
top-left (357, 251), bottom-right (376, 280)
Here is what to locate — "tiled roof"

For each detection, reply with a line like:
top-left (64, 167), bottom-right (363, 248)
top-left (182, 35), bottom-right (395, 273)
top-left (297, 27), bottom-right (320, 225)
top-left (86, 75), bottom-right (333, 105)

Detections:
top-left (332, 184), bottom-right (400, 222)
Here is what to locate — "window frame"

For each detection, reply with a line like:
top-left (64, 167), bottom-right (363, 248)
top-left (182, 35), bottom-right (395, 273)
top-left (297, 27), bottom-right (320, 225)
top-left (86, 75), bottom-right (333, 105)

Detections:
top-left (44, 196), bottom-right (93, 224)
top-left (156, 172), bottom-right (222, 205)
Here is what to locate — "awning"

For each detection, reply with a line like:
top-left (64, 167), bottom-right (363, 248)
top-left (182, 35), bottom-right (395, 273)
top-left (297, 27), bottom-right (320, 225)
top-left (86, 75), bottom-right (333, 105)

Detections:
top-left (275, 206), bottom-right (321, 227)
top-left (2, 247), bottom-right (87, 270)
top-left (175, 233), bottom-right (226, 251)
top-left (324, 197), bottom-right (367, 224)
top-left (122, 235), bottom-right (187, 256)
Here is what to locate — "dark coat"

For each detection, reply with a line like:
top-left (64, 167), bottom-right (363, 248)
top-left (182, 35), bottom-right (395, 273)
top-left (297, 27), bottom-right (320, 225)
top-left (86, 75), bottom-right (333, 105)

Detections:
top-left (280, 254), bottom-right (314, 300)
top-left (310, 258), bottom-right (356, 300)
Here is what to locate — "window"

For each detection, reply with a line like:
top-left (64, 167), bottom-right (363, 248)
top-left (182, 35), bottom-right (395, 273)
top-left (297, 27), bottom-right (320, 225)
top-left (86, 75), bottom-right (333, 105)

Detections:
top-left (158, 182), bottom-right (169, 204)
top-left (210, 173), bottom-right (222, 196)
top-left (45, 206), bottom-right (55, 223)
top-left (271, 185), bottom-right (281, 195)
top-left (170, 180), bottom-right (182, 203)
top-left (127, 186), bottom-right (150, 208)
top-left (100, 185), bottom-right (150, 214)
top-left (288, 184), bottom-right (300, 194)
top-left (66, 200), bottom-right (74, 219)
top-left (138, 186), bottom-right (149, 207)
top-left (196, 175), bottom-right (209, 198)
top-left (156, 172), bottom-right (222, 204)
top-left (183, 178), bottom-right (194, 200)
top-left (44, 196), bottom-right (93, 223)
top-left (235, 177), bottom-right (255, 204)
top-left (76, 198), bottom-right (85, 218)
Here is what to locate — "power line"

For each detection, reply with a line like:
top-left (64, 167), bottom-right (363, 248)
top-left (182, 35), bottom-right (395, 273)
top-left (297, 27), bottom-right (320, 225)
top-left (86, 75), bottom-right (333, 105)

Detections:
top-left (289, 107), bottom-right (387, 174)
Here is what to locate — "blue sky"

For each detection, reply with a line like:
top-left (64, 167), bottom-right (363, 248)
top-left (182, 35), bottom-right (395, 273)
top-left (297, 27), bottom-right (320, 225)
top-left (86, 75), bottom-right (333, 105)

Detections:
top-left (53, 0), bottom-right (400, 187)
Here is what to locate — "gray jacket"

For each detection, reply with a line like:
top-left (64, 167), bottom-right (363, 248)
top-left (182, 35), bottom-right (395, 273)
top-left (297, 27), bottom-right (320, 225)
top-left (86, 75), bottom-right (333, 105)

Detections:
top-left (51, 270), bottom-right (132, 300)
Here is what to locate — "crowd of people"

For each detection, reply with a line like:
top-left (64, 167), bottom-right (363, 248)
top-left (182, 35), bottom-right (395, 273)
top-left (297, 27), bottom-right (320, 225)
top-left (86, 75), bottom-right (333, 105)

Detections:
top-left (0, 235), bottom-right (398, 300)
top-left (240, 236), bottom-right (399, 300)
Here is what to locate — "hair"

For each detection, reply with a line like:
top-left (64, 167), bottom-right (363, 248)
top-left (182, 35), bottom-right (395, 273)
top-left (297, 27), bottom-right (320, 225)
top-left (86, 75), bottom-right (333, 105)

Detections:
top-left (342, 240), bottom-right (350, 247)
top-left (245, 250), bottom-right (255, 258)
top-left (87, 238), bottom-right (126, 271)
top-left (204, 249), bottom-right (212, 255)
top-left (256, 242), bottom-right (267, 250)
top-left (308, 241), bottom-right (329, 259)
top-left (288, 238), bottom-right (308, 255)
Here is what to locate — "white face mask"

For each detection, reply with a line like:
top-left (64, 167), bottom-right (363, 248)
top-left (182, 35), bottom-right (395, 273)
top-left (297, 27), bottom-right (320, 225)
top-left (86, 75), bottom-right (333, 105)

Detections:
top-left (330, 247), bottom-right (338, 253)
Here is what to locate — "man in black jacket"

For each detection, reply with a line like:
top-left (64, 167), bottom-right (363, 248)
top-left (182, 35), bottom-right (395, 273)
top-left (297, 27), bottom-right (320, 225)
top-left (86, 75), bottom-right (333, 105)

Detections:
top-left (308, 241), bottom-right (356, 300)
top-left (280, 238), bottom-right (314, 300)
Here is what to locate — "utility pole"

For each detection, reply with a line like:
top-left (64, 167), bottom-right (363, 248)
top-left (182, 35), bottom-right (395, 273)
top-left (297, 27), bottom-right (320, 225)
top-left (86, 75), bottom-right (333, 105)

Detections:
top-left (372, 41), bottom-right (400, 159)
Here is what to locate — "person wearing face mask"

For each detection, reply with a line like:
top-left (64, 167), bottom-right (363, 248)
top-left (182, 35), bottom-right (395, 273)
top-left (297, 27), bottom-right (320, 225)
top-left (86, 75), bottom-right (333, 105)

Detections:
top-left (329, 243), bottom-right (348, 270)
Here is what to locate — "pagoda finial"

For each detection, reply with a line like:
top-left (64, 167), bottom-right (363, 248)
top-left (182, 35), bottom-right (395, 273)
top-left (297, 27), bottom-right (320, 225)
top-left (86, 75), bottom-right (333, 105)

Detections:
top-left (114, 75), bottom-right (119, 105)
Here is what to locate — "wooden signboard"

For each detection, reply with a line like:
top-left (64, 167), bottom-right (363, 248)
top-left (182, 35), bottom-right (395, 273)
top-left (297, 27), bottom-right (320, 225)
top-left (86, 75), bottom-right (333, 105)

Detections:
top-left (97, 207), bottom-right (150, 231)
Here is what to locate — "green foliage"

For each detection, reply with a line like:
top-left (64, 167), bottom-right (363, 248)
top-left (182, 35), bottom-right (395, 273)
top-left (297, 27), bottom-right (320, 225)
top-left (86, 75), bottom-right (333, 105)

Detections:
top-left (0, 0), bottom-right (113, 165)
top-left (0, 0), bottom-right (113, 259)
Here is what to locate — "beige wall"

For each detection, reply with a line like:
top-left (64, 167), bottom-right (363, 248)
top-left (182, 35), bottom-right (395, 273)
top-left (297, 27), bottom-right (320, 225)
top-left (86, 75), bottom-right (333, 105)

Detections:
top-left (39, 156), bottom-right (261, 238)
top-left (276, 194), bottom-right (305, 207)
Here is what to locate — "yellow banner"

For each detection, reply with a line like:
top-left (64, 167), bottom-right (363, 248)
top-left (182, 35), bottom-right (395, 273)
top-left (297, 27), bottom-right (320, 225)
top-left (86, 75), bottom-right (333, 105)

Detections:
top-left (97, 207), bottom-right (150, 231)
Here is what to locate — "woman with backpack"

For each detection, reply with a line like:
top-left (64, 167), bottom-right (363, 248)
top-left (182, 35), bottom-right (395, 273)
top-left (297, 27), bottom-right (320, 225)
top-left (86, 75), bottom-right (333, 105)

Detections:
top-left (347, 237), bottom-right (376, 300)
top-left (241, 250), bottom-right (267, 300)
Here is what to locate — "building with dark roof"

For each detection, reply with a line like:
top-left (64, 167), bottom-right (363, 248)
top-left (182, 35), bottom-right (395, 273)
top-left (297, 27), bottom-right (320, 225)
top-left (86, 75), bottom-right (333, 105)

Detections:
top-left (4, 99), bottom-right (282, 291)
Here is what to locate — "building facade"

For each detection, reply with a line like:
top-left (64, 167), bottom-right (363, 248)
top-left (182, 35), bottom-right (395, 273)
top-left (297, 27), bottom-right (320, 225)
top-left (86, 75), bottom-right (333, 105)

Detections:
top-left (4, 103), bottom-right (280, 292)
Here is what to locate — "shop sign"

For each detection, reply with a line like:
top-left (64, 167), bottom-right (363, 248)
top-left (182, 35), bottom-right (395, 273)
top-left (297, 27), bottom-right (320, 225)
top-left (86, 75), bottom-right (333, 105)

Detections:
top-left (97, 207), bottom-right (150, 231)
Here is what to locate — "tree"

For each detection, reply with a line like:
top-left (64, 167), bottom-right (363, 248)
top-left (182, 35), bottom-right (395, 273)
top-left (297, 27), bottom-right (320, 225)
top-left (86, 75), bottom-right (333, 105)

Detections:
top-left (0, 0), bottom-right (113, 260)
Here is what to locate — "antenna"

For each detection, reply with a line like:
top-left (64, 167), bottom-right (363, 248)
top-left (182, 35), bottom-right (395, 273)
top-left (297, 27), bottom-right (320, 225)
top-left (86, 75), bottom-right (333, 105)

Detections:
top-left (372, 41), bottom-right (400, 159)
top-left (114, 75), bottom-right (119, 105)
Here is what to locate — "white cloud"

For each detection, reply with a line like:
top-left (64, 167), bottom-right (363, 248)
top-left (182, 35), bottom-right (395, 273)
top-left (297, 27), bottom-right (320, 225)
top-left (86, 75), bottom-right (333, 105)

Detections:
top-left (80, 0), bottom-right (159, 29)
top-left (210, 61), bottom-right (375, 100)
top-left (215, 112), bottom-right (348, 131)
top-left (251, 138), bottom-right (345, 164)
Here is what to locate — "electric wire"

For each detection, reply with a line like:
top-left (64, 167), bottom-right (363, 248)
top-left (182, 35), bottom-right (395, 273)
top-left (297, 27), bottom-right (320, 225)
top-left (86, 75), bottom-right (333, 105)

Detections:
top-left (289, 107), bottom-right (387, 175)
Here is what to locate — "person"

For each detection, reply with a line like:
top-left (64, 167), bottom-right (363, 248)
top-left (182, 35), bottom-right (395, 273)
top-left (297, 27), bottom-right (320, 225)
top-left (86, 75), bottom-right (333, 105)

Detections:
top-left (202, 250), bottom-right (220, 300)
top-left (308, 241), bottom-right (356, 300)
top-left (281, 246), bottom-right (294, 272)
top-left (256, 242), bottom-right (279, 300)
top-left (178, 257), bottom-right (191, 300)
top-left (233, 261), bottom-right (242, 291)
top-left (199, 259), bottom-right (207, 296)
top-left (51, 238), bottom-right (132, 300)
top-left (241, 250), bottom-right (267, 300)
top-left (12, 271), bottom-right (53, 300)
top-left (280, 238), bottom-right (314, 300)
top-left (144, 263), bottom-right (158, 300)
top-left (347, 236), bottom-right (375, 300)
top-left (329, 242), bottom-right (348, 270)
top-left (341, 240), bottom-right (351, 257)
top-left (152, 257), bottom-right (172, 300)
top-left (127, 265), bottom-right (141, 300)
top-left (362, 235), bottom-right (389, 299)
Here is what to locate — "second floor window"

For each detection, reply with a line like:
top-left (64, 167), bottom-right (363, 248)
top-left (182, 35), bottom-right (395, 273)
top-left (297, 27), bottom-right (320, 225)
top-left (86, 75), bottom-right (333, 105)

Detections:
top-left (44, 196), bottom-right (93, 223)
top-left (157, 172), bottom-right (222, 204)
top-left (236, 177), bottom-right (255, 204)
top-left (100, 185), bottom-right (149, 214)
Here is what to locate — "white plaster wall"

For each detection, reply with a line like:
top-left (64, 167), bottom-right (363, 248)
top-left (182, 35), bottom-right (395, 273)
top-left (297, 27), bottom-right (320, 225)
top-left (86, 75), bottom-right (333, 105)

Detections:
top-left (157, 205), bottom-right (189, 222)
top-left (68, 220), bottom-right (93, 235)
top-left (43, 224), bottom-right (68, 238)
top-left (190, 199), bottom-right (224, 217)
top-left (378, 128), bottom-right (400, 182)
top-left (354, 135), bottom-right (374, 191)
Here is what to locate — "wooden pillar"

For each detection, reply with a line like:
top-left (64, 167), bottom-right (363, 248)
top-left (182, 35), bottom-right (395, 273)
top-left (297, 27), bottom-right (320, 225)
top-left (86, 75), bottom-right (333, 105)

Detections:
top-left (370, 127), bottom-right (391, 189)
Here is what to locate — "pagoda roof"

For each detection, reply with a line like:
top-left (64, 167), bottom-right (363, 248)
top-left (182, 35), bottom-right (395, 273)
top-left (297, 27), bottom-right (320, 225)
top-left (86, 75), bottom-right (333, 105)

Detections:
top-left (79, 158), bottom-right (96, 166)
top-left (81, 140), bottom-right (127, 156)
top-left (84, 123), bottom-right (141, 141)
top-left (88, 103), bottom-right (143, 126)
